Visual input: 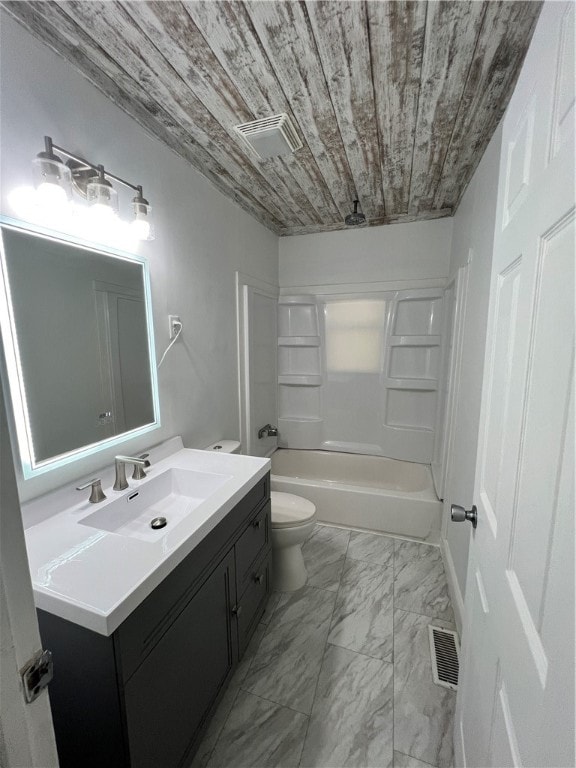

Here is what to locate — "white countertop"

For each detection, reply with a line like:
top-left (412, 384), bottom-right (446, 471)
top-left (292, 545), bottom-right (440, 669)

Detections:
top-left (23, 439), bottom-right (270, 636)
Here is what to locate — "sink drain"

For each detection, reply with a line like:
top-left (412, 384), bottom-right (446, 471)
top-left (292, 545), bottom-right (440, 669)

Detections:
top-left (150, 517), bottom-right (167, 530)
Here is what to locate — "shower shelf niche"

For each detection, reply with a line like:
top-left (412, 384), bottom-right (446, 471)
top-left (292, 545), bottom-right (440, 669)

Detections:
top-left (386, 378), bottom-right (438, 391)
top-left (278, 336), bottom-right (321, 347)
top-left (381, 292), bottom-right (443, 462)
top-left (278, 374), bottom-right (322, 386)
top-left (277, 296), bottom-right (323, 447)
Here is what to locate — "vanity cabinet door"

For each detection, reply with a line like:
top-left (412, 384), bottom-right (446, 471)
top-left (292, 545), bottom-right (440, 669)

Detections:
top-left (123, 549), bottom-right (236, 768)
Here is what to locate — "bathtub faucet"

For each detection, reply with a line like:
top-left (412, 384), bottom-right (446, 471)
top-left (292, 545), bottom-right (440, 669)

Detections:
top-left (258, 424), bottom-right (278, 439)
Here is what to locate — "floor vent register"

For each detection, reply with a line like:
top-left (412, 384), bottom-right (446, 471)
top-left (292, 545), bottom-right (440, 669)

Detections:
top-left (429, 625), bottom-right (460, 690)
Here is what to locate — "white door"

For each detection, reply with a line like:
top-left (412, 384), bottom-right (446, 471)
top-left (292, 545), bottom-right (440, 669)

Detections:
top-left (0, 376), bottom-right (59, 766)
top-left (248, 288), bottom-right (278, 457)
top-left (236, 272), bottom-right (279, 458)
top-left (455, 4), bottom-right (575, 767)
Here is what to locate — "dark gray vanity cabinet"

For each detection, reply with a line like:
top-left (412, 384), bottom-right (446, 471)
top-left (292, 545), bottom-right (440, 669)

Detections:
top-left (38, 473), bottom-right (271, 768)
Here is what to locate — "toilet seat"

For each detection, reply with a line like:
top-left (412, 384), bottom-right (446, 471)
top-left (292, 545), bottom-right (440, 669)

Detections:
top-left (271, 491), bottom-right (316, 529)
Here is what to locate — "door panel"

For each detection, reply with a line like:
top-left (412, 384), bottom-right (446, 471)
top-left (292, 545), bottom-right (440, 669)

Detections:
top-left (456, 5), bottom-right (575, 767)
top-left (478, 258), bottom-right (521, 535)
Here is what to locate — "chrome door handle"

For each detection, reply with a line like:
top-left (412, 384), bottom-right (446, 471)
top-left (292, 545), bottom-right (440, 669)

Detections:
top-left (451, 504), bottom-right (478, 529)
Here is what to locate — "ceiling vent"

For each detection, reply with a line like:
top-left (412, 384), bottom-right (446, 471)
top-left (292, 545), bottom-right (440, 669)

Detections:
top-left (234, 113), bottom-right (303, 159)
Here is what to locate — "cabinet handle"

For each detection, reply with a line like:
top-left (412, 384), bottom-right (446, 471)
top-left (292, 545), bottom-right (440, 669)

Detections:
top-left (252, 519), bottom-right (261, 529)
top-left (253, 573), bottom-right (264, 585)
top-left (231, 604), bottom-right (243, 616)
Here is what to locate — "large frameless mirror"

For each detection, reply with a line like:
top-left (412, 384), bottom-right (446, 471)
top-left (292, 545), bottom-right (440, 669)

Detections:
top-left (0, 218), bottom-right (160, 478)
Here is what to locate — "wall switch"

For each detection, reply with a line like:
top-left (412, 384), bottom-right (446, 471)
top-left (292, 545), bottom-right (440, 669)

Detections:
top-left (168, 315), bottom-right (182, 339)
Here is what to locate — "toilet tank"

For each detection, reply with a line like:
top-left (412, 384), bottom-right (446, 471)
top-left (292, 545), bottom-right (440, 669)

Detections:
top-left (204, 440), bottom-right (241, 454)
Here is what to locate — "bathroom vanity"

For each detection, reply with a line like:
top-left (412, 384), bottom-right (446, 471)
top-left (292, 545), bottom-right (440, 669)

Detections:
top-left (23, 442), bottom-right (271, 768)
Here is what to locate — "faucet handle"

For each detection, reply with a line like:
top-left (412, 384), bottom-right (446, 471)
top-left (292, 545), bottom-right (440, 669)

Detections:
top-left (132, 453), bottom-right (151, 480)
top-left (76, 478), bottom-right (106, 504)
top-left (258, 424), bottom-right (279, 439)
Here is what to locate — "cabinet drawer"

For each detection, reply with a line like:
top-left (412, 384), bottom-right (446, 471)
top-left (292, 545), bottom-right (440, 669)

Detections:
top-left (235, 500), bottom-right (270, 591)
top-left (237, 551), bottom-right (272, 658)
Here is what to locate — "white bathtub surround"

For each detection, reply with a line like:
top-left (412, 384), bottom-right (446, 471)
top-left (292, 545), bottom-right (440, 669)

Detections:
top-left (195, 525), bottom-right (455, 768)
top-left (271, 449), bottom-right (441, 543)
top-left (21, 437), bottom-right (269, 634)
top-left (278, 288), bottom-right (445, 464)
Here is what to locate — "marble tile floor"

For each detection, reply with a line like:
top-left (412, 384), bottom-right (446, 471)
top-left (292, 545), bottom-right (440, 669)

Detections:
top-left (192, 525), bottom-right (456, 768)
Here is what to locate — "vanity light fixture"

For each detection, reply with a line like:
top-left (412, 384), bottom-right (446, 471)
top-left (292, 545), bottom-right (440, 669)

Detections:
top-left (86, 164), bottom-right (119, 220)
top-left (28, 136), bottom-right (154, 241)
top-left (32, 136), bottom-right (73, 209)
top-left (132, 187), bottom-right (154, 242)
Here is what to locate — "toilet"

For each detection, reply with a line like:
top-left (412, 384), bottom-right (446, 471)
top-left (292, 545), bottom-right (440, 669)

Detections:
top-left (204, 441), bottom-right (316, 592)
top-left (270, 491), bottom-right (316, 592)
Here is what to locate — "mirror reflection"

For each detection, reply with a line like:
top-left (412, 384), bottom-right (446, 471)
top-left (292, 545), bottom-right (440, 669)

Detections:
top-left (0, 223), bottom-right (159, 475)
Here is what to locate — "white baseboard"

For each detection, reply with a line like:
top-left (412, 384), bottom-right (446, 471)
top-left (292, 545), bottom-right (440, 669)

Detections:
top-left (441, 536), bottom-right (465, 636)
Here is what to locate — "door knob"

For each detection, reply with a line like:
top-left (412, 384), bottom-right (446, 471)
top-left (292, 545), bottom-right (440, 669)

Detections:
top-left (451, 504), bottom-right (478, 529)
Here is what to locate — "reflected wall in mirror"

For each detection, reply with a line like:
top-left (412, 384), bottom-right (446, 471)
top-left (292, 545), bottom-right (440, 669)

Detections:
top-left (0, 220), bottom-right (160, 477)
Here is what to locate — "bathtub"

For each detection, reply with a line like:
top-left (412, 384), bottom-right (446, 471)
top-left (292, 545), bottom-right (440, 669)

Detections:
top-left (270, 449), bottom-right (441, 542)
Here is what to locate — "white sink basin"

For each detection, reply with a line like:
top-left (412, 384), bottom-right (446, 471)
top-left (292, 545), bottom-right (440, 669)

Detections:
top-left (23, 438), bottom-right (270, 635)
top-left (79, 467), bottom-right (232, 542)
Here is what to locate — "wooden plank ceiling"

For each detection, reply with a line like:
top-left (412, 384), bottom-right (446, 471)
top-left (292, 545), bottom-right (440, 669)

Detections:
top-left (2, 1), bottom-right (542, 236)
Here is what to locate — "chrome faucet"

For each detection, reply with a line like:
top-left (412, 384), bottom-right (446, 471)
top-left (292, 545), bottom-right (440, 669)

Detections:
top-left (132, 453), bottom-right (151, 480)
top-left (76, 478), bottom-right (106, 504)
top-left (113, 456), bottom-right (149, 491)
top-left (258, 424), bottom-right (278, 439)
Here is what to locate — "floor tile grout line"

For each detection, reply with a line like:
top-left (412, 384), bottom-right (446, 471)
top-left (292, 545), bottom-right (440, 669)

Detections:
top-left (316, 522), bottom-right (442, 550)
top-left (234, 687), bottom-right (312, 719)
top-left (201, 683), bottom-right (241, 768)
top-left (298, 528), bottom-right (350, 767)
top-left (395, 749), bottom-right (439, 768)
top-left (395, 605), bottom-right (456, 627)
top-left (325, 638), bottom-right (394, 666)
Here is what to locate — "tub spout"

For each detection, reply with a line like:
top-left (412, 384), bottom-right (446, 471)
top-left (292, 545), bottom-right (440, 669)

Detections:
top-left (258, 424), bottom-right (278, 439)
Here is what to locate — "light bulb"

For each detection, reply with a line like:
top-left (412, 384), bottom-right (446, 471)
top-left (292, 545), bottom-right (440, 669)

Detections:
top-left (8, 186), bottom-right (39, 219)
top-left (36, 181), bottom-right (69, 210)
top-left (32, 150), bottom-right (72, 202)
top-left (131, 190), bottom-right (154, 241)
top-left (131, 217), bottom-right (151, 241)
top-left (88, 202), bottom-right (118, 221)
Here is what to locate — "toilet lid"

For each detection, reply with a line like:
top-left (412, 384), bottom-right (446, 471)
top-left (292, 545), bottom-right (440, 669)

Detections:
top-left (271, 491), bottom-right (316, 528)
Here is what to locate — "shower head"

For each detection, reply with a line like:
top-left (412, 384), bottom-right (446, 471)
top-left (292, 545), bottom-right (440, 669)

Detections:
top-left (344, 199), bottom-right (366, 226)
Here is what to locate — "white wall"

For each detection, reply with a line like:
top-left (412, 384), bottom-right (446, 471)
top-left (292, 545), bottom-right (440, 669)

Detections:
top-left (279, 218), bottom-right (452, 288)
top-left (0, 12), bottom-right (278, 501)
top-left (441, 125), bottom-right (503, 629)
